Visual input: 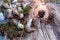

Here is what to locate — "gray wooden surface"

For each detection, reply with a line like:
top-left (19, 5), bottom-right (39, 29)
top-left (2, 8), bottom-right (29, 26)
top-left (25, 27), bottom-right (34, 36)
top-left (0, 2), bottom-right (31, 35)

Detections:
top-left (0, 0), bottom-right (60, 40)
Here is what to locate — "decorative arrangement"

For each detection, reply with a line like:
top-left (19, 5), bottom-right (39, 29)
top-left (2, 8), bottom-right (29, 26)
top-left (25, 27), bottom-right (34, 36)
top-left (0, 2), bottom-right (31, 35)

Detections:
top-left (0, 0), bottom-right (55, 40)
top-left (0, 0), bottom-right (32, 39)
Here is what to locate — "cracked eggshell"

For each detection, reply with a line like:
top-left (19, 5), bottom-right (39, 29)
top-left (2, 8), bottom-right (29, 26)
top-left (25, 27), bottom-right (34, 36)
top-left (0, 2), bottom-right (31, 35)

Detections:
top-left (17, 23), bottom-right (24, 29)
top-left (2, 3), bottom-right (10, 9)
top-left (0, 12), bottom-right (8, 24)
top-left (19, 13), bottom-right (24, 19)
top-left (25, 18), bottom-right (33, 32)
top-left (15, 3), bottom-right (21, 7)
top-left (9, 4), bottom-right (13, 10)
top-left (18, 7), bottom-right (23, 12)
top-left (11, 4), bottom-right (17, 9)
top-left (10, 19), bottom-right (19, 25)
top-left (0, 12), bottom-right (5, 21)
top-left (26, 18), bottom-right (33, 28)
top-left (0, 0), bottom-right (3, 6)
top-left (6, 9), bottom-right (13, 18)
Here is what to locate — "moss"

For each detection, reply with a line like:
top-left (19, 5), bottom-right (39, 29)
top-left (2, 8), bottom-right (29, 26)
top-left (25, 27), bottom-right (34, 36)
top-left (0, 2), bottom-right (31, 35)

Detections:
top-left (22, 6), bottom-right (31, 15)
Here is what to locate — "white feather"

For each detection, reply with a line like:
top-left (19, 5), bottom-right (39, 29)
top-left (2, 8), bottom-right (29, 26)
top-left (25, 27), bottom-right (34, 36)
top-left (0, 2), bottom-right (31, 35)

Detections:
top-left (25, 18), bottom-right (32, 29)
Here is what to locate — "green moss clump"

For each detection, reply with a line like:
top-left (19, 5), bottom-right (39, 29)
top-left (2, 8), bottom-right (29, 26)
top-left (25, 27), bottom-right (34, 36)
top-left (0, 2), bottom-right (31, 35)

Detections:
top-left (22, 6), bottom-right (31, 15)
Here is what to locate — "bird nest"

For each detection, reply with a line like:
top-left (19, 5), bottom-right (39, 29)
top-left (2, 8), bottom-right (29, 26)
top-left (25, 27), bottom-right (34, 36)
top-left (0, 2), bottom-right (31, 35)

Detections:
top-left (0, 5), bottom-right (32, 39)
top-left (0, 23), bottom-right (30, 39)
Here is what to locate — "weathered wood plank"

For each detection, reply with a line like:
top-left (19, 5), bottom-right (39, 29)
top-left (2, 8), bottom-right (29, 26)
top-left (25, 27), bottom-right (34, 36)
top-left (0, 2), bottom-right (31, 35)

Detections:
top-left (41, 23), bottom-right (50, 40)
top-left (36, 19), bottom-right (45, 40)
top-left (46, 25), bottom-right (57, 40)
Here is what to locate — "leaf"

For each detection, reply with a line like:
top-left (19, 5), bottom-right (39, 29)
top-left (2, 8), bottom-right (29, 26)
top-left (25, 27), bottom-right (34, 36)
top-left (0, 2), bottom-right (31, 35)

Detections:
top-left (22, 6), bottom-right (31, 15)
